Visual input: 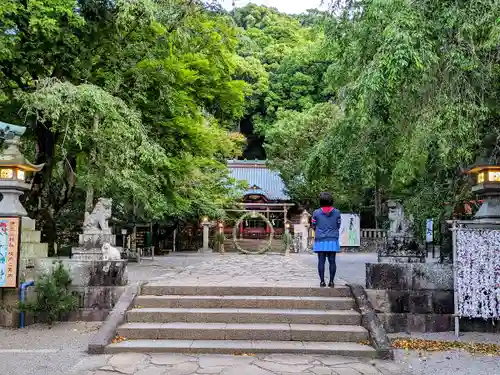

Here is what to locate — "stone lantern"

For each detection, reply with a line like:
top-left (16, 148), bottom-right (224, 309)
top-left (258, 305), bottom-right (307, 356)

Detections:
top-left (198, 216), bottom-right (213, 253)
top-left (0, 122), bottom-right (44, 217)
top-left (465, 162), bottom-right (500, 220)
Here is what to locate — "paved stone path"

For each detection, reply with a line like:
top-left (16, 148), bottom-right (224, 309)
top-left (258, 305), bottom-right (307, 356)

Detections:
top-left (128, 252), bottom-right (378, 287)
top-left (71, 352), bottom-right (406, 375)
top-left (146, 253), bottom-right (326, 287)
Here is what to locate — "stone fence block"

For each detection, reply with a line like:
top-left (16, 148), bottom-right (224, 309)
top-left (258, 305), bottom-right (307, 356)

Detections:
top-left (37, 259), bottom-right (128, 287)
top-left (366, 263), bottom-right (453, 290)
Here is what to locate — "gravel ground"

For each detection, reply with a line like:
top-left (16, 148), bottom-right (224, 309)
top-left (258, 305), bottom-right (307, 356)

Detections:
top-left (0, 322), bottom-right (100, 375)
top-left (393, 332), bottom-right (500, 375)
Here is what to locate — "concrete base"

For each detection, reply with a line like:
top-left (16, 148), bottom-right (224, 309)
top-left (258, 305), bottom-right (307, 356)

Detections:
top-left (377, 313), bottom-right (500, 333)
top-left (364, 262), bottom-right (460, 333)
top-left (198, 248), bottom-right (213, 254)
top-left (366, 262), bottom-right (453, 290)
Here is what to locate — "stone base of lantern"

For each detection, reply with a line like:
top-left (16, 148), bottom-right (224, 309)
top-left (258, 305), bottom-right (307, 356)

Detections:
top-left (473, 196), bottom-right (500, 220)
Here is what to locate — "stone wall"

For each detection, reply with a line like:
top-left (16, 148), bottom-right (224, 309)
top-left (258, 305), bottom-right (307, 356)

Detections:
top-left (21, 285), bottom-right (127, 324)
top-left (365, 262), bottom-right (500, 333)
top-left (36, 258), bottom-right (128, 322)
top-left (8, 258), bottom-right (128, 327)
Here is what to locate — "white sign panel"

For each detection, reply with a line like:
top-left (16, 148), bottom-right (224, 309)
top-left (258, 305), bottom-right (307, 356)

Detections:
top-left (340, 213), bottom-right (360, 247)
top-left (426, 218), bottom-right (433, 243)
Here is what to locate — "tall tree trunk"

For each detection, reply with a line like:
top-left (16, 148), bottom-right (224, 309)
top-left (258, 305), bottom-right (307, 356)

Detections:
top-left (374, 169), bottom-right (382, 229)
top-left (85, 116), bottom-right (99, 213)
top-left (26, 123), bottom-right (58, 255)
top-left (85, 185), bottom-right (94, 213)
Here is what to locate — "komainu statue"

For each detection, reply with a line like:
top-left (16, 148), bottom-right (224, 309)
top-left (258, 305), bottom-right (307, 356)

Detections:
top-left (83, 198), bottom-right (112, 233)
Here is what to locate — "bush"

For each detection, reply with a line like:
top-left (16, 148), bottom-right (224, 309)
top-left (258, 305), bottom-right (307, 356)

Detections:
top-left (19, 262), bottom-right (78, 325)
top-left (282, 232), bottom-right (293, 252)
top-left (214, 232), bottom-right (226, 252)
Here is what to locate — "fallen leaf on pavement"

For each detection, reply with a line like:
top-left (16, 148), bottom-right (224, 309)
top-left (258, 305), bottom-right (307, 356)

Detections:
top-left (391, 338), bottom-right (500, 356)
top-left (111, 335), bottom-right (127, 344)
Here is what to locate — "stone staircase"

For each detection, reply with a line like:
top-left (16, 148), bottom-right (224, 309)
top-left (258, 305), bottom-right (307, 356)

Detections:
top-left (105, 285), bottom-right (377, 357)
top-left (223, 238), bottom-right (285, 253)
top-left (20, 217), bottom-right (49, 280)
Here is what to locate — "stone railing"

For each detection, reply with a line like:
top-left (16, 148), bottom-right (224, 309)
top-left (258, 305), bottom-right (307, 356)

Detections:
top-left (359, 229), bottom-right (387, 253)
top-left (361, 229), bottom-right (387, 238)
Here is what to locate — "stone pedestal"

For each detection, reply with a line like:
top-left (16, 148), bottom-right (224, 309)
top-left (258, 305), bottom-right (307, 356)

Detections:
top-left (37, 259), bottom-right (128, 287)
top-left (72, 231), bottom-right (117, 260)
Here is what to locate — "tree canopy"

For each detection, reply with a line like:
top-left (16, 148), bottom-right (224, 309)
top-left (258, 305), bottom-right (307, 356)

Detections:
top-left (262, 0), bottom-right (500, 232)
top-left (0, 0), bottom-right (247, 250)
top-left (1, 0), bottom-right (499, 245)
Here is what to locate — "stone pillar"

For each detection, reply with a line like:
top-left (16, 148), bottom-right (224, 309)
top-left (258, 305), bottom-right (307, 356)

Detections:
top-left (198, 221), bottom-right (212, 253)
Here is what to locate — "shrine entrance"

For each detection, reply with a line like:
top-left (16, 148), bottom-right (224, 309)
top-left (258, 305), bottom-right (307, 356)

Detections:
top-left (232, 211), bottom-right (274, 254)
top-left (224, 202), bottom-right (295, 254)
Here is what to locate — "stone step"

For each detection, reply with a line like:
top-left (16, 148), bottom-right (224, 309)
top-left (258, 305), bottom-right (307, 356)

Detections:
top-left (21, 229), bottom-right (41, 243)
top-left (135, 295), bottom-right (356, 310)
top-left (141, 285), bottom-right (352, 298)
top-left (116, 322), bottom-right (369, 342)
top-left (105, 339), bottom-right (377, 358)
top-left (22, 217), bottom-right (36, 231)
top-left (21, 242), bottom-right (48, 258)
top-left (223, 239), bottom-right (286, 252)
top-left (126, 308), bottom-right (361, 325)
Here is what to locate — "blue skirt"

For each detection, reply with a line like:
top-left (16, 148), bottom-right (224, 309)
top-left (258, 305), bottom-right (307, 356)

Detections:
top-left (313, 240), bottom-right (340, 253)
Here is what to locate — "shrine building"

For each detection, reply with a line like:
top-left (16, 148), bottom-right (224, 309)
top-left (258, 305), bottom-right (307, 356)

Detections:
top-left (225, 160), bottom-right (296, 238)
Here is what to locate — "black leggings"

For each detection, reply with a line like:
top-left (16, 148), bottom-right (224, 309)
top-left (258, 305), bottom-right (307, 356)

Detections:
top-left (317, 252), bottom-right (337, 282)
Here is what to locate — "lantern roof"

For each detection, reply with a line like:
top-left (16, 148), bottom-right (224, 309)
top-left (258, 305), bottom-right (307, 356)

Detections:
top-left (0, 122), bottom-right (44, 172)
top-left (465, 160), bottom-right (500, 174)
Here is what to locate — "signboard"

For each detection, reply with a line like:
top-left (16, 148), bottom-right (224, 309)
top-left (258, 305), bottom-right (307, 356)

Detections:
top-left (340, 213), bottom-right (360, 247)
top-left (426, 218), bottom-right (433, 243)
top-left (0, 217), bottom-right (20, 288)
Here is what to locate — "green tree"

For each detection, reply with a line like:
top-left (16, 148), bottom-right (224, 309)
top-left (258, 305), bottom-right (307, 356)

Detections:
top-left (230, 4), bottom-right (324, 157)
top-left (265, 102), bottom-right (363, 210)
top-left (307, 0), bottom-right (500, 232)
top-left (0, 0), bottom-right (247, 250)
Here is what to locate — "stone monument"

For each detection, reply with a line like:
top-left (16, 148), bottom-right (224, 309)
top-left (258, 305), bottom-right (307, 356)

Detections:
top-left (68, 197), bottom-right (127, 285)
top-left (293, 210), bottom-right (311, 252)
top-left (38, 198), bottom-right (128, 321)
top-left (198, 217), bottom-right (213, 253)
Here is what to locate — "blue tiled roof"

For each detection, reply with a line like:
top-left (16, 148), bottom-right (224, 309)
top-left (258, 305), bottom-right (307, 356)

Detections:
top-left (228, 160), bottom-right (290, 201)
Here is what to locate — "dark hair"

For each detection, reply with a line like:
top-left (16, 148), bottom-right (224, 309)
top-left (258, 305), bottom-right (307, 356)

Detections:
top-left (319, 192), bottom-right (333, 207)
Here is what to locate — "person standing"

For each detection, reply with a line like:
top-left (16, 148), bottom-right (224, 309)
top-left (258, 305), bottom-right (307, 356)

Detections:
top-left (311, 192), bottom-right (341, 287)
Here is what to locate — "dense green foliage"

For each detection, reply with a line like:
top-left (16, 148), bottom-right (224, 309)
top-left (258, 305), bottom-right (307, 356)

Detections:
top-left (0, 0), bottom-right (247, 250)
top-left (231, 4), bottom-right (329, 158)
top-left (256, 1), bottom-right (500, 233)
top-left (2, 0), bottom-right (499, 242)
top-left (19, 262), bottom-right (78, 325)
